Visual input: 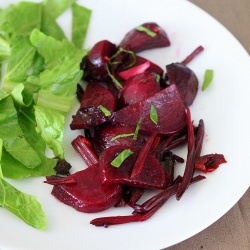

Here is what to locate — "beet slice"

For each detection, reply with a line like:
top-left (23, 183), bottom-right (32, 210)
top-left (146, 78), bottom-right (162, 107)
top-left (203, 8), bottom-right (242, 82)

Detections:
top-left (119, 22), bottom-right (170, 53)
top-left (118, 72), bottom-right (160, 107)
top-left (70, 82), bottom-right (116, 130)
top-left (111, 84), bottom-right (187, 135)
top-left (81, 40), bottom-right (117, 81)
top-left (166, 63), bottom-right (198, 107)
top-left (80, 82), bottom-right (116, 110)
top-left (92, 124), bottom-right (147, 156)
top-left (51, 164), bottom-right (122, 213)
top-left (99, 145), bottom-right (168, 189)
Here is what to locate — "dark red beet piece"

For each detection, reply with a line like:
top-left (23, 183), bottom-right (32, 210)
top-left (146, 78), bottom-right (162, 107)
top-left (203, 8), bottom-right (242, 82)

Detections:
top-left (166, 63), bottom-right (198, 107)
top-left (118, 72), bottom-right (160, 107)
top-left (92, 124), bottom-right (147, 156)
top-left (111, 84), bottom-right (187, 135)
top-left (80, 82), bottom-right (116, 111)
top-left (51, 164), bottom-right (122, 213)
top-left (195, 154), bottom-right (227, 173)
top-left (70, 82), bottom-right (116, 130)
top-left (99, 145), bottom-right (168, 189)
top-left (70, 106), bottom-right (108, 130)
top-left (119, 22), bottom-right (171, 53)
top-left (81, 40), bottom-right (117, 81)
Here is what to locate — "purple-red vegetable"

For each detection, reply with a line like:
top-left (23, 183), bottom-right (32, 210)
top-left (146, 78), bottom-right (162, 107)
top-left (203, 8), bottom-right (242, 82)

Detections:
top-left (45, 22), bottom-right (226, 227)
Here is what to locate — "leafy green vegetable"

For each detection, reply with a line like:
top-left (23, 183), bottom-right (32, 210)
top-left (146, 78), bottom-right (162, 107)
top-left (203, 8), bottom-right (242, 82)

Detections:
top-left (202, 69), bottom-right (214, 91)
top-left (136, 25), bottom-right (157, 37)
top-left (72, 3), bottom-right (91, 48)
top-left (111, 149), bottom-right (134, 168)
top-left (0, 178), bottom-right (46, 229)
top-left (0, 0), bottom-right (91, 228)
top-left (43, 0), bottom-right (76, 19)
top-left (150, 104), bottom-right (158, 125)
top-left (11, 83), bottom-right (33, 107)
top-left (0, 96), bottom-right (41, 169)
top-left (34, 105), bottom-right (65, 159)
top-left (0, 139), bottom-right (3, 178)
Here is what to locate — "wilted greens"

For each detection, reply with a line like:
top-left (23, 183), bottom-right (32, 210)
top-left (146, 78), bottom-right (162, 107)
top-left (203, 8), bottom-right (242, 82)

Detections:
top-left (0, 0), bottom-right (91, 229)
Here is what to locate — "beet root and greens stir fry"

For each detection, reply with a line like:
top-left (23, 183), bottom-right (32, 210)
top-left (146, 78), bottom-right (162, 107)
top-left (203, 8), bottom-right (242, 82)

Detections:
top-left (46, 23), bottom-right (226, 226)
top-left (0, 1), bottom-right (226, 230)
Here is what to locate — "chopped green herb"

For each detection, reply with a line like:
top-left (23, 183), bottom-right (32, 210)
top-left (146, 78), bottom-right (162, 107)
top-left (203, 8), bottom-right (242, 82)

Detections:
top-left (110, 47), bottom-right (136, 69)
top-left (133, 117), bottom-right (142, 140)
top-left (98, 105), bottom-right (111, 117)
top-left (110, 133), bottom-right (135, 142)
top-left (111, 149), bottom-right (134, 168)
top-left (136, 26), bottom-right (157, 37)
top-left (106, 63), bottom-right (123, 88)
top-left (202, 69), bottom-right (214, 91)
top-left (155, 74), bottom-right (161, 83)
top-left (150, 104), bottom-right (158, 125)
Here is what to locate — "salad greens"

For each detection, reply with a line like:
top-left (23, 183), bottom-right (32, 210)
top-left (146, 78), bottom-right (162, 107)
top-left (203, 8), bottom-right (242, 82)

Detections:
top-left (0, 177), bottom-right (46, 230)
top-left (0, 0), bottom-right (91, 229)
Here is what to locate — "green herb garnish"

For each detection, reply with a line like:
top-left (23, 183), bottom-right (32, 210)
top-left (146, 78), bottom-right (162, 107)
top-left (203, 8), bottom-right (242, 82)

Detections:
top-left (202, 69), bottom-right (214, 91)
top-left (133, 117), bottom-right (142, 140)
top-left (150, 104), bottom-right (158, 125)
top-left (110, 133), bottom-right (135, 142)
top-left (111, 149), bottom-right (134, 168)
top-left (136, 26), bottom-right (157, 37)
top-left (98, 105), bottom-right (111, 117)
top-left (106, 63), bottom-right (123, 88)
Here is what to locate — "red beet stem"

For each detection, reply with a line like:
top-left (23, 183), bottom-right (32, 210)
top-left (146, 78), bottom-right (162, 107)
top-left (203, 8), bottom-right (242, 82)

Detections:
top-left (90, 202), bottom-right (161, 227)
top-left (71, 135), bottom-right (99, 167)
top-left (181, 45), bottom-right (204, 65)
top-left (130, 133), bottom-right (158, 179)
top-left (176, 108), bottom-right (196, 200)
top-left (44, 175), bottom-right (76, 185)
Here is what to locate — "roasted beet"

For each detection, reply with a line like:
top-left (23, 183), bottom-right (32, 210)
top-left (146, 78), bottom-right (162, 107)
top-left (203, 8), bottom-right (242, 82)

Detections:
top-left (166, 63), bottom-right (198, 107)
top-left (51, 164), bottom-right (122, 213)
top-left (118, 72), bottom-right (160, 107)
top-left (99, 145), bottom-right (168, 189)
top-left (92, 124), bottom-right (147, 155)
top-left (82, 40), bottom-right (117, 81)
top-left (80, 82), bottom-right (116, 111)
top-left (119, 22), bottom-right (170, 53)
top-left (112, 84), bottom-right (187, 135)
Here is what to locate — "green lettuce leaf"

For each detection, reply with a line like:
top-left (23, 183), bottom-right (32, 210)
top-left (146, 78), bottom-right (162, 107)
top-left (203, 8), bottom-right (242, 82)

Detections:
top-left (43, 0), bottom-right (76, 19)
top-left (72, 3), bottom-right (92, 48)
top-left (0, 96), bottom-right (41, 168)
top-left (34, 105), bottom-right (65, 159)
top-left (0, 178), bottom-right (46, 229)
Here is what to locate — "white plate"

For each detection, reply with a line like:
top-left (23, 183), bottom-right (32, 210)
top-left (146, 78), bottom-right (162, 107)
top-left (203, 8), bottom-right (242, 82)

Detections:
top-left (1, 0), bottom-right (250, 249)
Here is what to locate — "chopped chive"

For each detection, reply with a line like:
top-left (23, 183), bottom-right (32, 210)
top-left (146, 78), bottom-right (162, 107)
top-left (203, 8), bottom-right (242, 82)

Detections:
top-left (150, 104), bottom-right (158, 125)
top-left (106, 63), bottom-right (123, 89)
top-left (111, 149), bottom-right (134, 168)
top-left (202, 69), bottom-right (214, 91)
top-left (110, 48), bottom-right (136, 69)
top-left (110, 133), bottom-right (135, 142)
top-left (155, 74), bottom-right (161, 83)
top-left (98, 105), bottom-right (111, 116)
top-left (136, 26), bottom-right (157, 37)
top-left (133, 117), bottom-right (142, 140)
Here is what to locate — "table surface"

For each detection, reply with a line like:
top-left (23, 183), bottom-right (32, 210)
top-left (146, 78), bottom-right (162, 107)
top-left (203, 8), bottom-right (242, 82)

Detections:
top-left (166, 0), bottom-right (250, 249)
